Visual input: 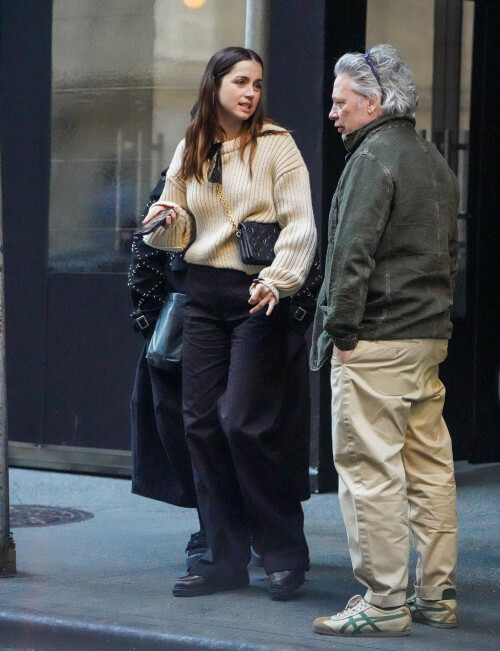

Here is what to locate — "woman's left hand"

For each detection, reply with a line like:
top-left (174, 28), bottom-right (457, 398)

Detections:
top-left (249, 282), bottom-right (276, 315)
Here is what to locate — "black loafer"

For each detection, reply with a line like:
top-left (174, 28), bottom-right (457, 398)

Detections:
top-left (172, 573), bottom-right (248, 597)
top-left (268, 569), bottom-right (305, 600)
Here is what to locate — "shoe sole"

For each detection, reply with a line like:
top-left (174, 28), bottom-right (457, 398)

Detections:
top-left (313, 625), bottom-right (410, 637)
top-left (269, 575), bottom-right (305, 601)
top-left (173, 585), bottom-right (217, 597)
top-left (411, 615), bottom-right (457, 629)
top-left (173, 579), bottom-right (249, 598)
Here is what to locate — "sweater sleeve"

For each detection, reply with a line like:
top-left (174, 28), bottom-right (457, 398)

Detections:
top-left (143, 140), bottom-right (195, 251)
top-left (258, 135), bottom-right (317, 298)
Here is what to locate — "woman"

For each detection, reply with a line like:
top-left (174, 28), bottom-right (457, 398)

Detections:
top-left (143, 47), bottom-right (316, 599)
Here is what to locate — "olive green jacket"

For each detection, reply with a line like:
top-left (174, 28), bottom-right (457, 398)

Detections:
top-left (310, 114), bottom-right (459, 371)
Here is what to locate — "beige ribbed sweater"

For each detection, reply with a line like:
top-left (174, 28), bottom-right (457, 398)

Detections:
top-left (144, 124), bottom-right (317, 299)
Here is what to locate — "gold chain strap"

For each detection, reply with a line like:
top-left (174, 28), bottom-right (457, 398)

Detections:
top-left (215, 182), bottom-right (241, 238)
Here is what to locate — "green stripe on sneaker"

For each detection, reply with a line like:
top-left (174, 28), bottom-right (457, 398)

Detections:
top-left (340, 611), bottom-right (409, 634)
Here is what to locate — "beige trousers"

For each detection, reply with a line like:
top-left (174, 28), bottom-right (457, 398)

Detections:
top-left (330, 339), bottom-right (457, 608)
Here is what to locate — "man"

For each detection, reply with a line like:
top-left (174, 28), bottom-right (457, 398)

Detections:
top-left (310, 44), bottom-right (459, 637)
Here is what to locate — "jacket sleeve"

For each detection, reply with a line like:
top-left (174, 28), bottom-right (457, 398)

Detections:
top-left (143, 140), bottom-right (195, 251)
top-left (324, 153), bottom-right (393, 350)
top-left (258, 134), bottom-right (317, 298)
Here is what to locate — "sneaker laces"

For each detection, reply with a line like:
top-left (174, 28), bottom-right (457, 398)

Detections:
top-left (334, 595), bottom-right (366, 617)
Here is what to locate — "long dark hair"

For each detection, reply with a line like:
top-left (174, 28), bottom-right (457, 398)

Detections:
top-left (179, 46), bottom-right (277, 183)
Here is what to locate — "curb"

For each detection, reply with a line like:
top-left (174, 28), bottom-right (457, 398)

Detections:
top-left (0, 610), bottom-right (300, 651)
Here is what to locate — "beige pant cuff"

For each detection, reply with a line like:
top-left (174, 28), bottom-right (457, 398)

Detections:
top-left (415, 583), bottom-right (456, 601)
top-left (365, 589), bottom-right (406, 608)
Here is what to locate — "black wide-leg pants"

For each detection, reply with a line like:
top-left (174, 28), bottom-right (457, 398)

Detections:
top-left (182, 265), bottom-right (309, 583)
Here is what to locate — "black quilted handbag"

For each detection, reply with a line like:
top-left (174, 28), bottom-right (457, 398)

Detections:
top-left (237, 221), bottom-right (281, 266)
top-left (215, 181), bottom-right (280, 266)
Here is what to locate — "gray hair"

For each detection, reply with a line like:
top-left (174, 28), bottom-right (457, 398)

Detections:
top-left (334, 44), bottom-right (418, 117)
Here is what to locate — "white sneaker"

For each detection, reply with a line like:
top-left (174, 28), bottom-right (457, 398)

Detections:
top-left (406, 592), bottom-right (458, 628)
top-left (313, 595), bottom-right (411, 637)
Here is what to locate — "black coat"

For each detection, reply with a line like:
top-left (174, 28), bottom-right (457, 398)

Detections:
top-left (129, 171), bottom-right (195, 507)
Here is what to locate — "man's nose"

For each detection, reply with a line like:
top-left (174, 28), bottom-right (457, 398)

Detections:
top-left (329, 106), bottom-right (338, 121)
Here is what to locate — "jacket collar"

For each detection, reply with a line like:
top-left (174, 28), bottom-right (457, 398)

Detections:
top-left (343, 114), bottom-right (416, 154)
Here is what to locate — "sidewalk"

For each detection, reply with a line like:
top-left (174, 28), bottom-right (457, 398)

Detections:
top-left (1, 461), bottom-right (499, 651)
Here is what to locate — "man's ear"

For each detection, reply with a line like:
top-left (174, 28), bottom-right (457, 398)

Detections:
top-left (367, 93), bottom-right (382, 115)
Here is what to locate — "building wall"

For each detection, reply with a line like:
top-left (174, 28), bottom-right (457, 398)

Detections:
top-left (1, 0), bottom-right (498, 473)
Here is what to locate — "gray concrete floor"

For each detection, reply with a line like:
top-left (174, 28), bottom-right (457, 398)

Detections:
top-left (0, 461), bottom-right (499, 650)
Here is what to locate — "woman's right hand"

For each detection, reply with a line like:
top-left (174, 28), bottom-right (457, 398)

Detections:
top-left (142, 204), bottom-right (180, 225)
top-left (248, 282), bottom-right (277, 316)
